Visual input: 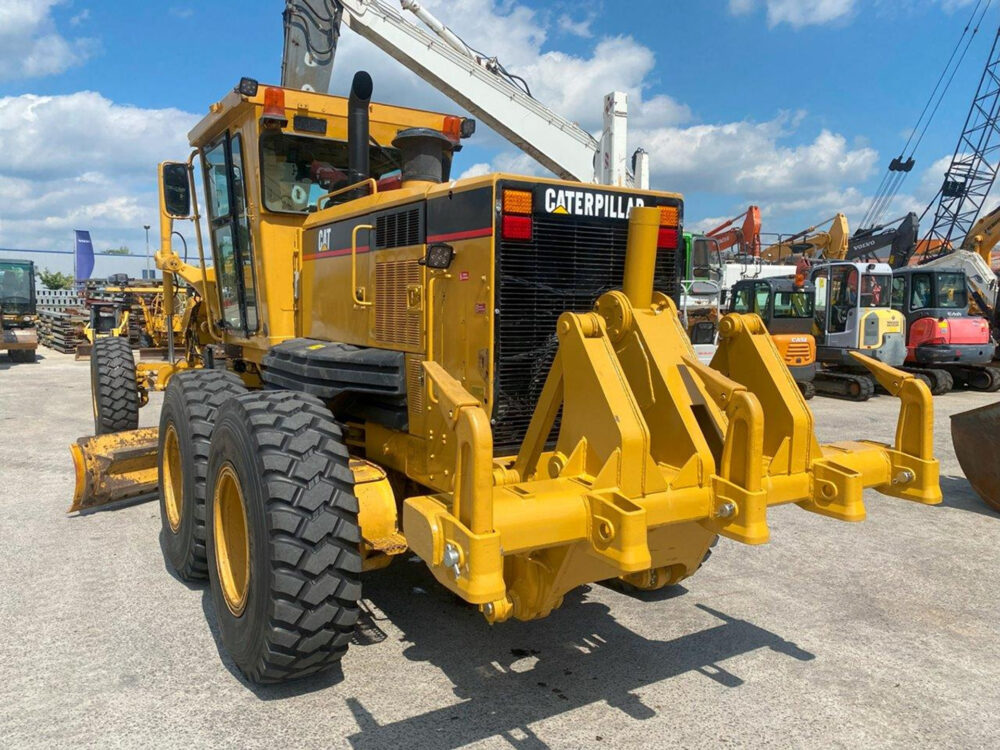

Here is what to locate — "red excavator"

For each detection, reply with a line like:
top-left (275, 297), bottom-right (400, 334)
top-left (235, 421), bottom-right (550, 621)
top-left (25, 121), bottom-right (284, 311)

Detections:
top-left (706, 205), bottom-right (761, 258)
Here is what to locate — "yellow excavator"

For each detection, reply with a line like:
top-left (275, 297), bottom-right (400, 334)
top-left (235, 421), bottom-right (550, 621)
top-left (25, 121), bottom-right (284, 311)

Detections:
top-left (761, 213), bottom-right (850, 263)
top-left (69, 75), bottom-right (940, 684)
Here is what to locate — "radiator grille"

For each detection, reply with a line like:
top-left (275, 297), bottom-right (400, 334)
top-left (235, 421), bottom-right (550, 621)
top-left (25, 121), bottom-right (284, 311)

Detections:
top-left (375, 259), bottom-right (422, 348)
top-left (376, 208), bottom-right (421, 248)
top-left (492, 214), bottom-right (679, 454)
top-left (405, 353), bottom-right (425, 423)
top-left (784, 341), bottom-right (812, 364)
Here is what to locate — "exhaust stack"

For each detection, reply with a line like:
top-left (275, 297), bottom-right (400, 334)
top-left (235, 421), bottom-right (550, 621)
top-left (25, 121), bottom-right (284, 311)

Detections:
top-left (348, 71), bottom-right (373, 187)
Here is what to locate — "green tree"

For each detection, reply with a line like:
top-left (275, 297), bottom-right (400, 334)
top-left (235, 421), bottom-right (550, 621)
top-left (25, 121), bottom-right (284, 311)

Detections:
top-left (106, 245), bottom-right (131, 256)
top-left (36, 268), bottom-right (75, 290)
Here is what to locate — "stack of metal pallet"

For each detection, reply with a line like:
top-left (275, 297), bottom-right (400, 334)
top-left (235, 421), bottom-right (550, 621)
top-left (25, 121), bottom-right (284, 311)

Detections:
top-left (36, 290), bottom-right (87, 354)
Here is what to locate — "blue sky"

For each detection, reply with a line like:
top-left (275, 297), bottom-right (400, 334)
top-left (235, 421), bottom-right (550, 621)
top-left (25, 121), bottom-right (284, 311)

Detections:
top-left (0, 0), bottom-right (995, 276)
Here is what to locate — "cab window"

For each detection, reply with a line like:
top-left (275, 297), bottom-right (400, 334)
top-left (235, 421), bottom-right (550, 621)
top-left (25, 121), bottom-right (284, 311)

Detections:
top-left (732, 285), bottom-right (753, 313)
top-left (910, 273), bottom-right (932, 311)
top-left (935, 272), bottom-right (967, 309)
top-left (891, 276), bottom-right (906, 308)
top-left (753, 283), bottom-right (771, 315)
top-left (260, 132), bottom-right (402, 213)
top-left (203, 132), bottom-right (258, 334)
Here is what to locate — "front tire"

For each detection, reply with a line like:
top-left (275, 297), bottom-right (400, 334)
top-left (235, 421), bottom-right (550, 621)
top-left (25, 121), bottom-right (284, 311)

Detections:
top-left (158, 370), bottom-right (248, 580)
top-left (206, 391), bottom-right (362, 684)
top-left (91, 337), bottom-right (138, 434)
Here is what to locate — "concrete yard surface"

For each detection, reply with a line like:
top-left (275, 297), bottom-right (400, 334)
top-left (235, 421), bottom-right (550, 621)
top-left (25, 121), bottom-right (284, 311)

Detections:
top-left (1, 350), bottom-right (998, 749)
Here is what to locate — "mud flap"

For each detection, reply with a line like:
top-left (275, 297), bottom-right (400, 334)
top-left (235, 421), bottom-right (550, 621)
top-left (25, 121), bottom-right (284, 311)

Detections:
top-left (951, 402), bottom-right (1000, 512)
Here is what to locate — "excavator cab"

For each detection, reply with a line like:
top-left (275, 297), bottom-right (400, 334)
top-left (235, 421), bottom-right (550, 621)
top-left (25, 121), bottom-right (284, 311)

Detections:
top-left (807, 261), bottom-right (907, 400)
top-left (729, 277), bottom-right (817, 398)
top-left (890, 268), bottom-right (998, 394)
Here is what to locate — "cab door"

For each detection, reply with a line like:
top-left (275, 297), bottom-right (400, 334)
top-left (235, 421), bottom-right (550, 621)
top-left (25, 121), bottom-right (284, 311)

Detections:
top-left (203, 131), bottom-right (259, 337)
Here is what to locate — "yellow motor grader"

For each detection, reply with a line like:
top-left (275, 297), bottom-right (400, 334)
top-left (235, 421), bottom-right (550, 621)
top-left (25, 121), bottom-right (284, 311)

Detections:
top-left (71, 74), bottom-right (941, 684)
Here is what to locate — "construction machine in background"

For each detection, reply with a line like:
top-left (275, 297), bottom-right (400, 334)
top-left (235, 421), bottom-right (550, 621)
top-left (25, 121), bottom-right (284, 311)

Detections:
top-left (729, 276), bottom-right (817, 399)
top-left (848, 212), bottom-right (920, 267)
top-left (67, 75), bottom-right (942, 685)
top-left (890, 267), bottom-right (999, 393)
top-left (285, 0), bottom-right (650, 189)
top-left (77, 299), bottom-right (130, 359)
top-left (762, 214), bottom-right (850, 263)
top-left (707, 205), bottom-right (762, 259)
top-left (0, 258), bottom-right (39, 363)
top-left (809, 261), bottom-right (914, 401)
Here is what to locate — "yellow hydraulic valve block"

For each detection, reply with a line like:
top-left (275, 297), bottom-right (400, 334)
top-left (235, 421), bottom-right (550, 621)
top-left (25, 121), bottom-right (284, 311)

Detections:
top-left (403, 207), bottom-right (941, 624)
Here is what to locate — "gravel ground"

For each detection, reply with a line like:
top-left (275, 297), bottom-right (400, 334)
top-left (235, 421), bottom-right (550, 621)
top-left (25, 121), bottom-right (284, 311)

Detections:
top-left (1, 349), bottom-right (998, 749)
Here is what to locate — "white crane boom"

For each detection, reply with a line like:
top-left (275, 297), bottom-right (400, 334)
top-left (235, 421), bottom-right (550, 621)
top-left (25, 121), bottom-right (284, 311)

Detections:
top-left (282, 0), bottom-right (649, 188)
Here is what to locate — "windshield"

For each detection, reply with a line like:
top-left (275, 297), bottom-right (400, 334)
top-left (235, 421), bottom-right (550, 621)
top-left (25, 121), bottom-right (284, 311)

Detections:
top-left (935, 272), bottom-right (968, 309)
top-left (260, 132), bottom-right (402, 214)
top-left (773, 290), bottom-right (814, 318)
top-left (691, 237), bottom-right (721, 275)
top-left (0, 262), bottom-right (34, 312)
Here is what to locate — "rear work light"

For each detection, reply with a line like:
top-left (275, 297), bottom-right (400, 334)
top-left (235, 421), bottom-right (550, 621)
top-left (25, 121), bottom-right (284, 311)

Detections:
top-left (261, 86), bottom-right (288, 128)
top-left (502, 214), bottom-right (533, 241)
top-left (502, 189), bottom-right (533, 215)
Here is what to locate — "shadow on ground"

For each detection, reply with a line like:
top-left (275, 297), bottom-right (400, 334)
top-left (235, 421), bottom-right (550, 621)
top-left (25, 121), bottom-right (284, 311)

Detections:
top-left (937, 475), bottom-right (999, 518)
top-left (339, 558), bottom-right (814, 750)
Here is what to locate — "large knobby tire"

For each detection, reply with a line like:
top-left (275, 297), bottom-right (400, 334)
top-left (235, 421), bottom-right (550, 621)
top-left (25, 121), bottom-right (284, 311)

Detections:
top-left (91, 336), bottom-right (139, 434)
top-left (206, 391), bottom-right (362, 684)
top-left (158, 370), bottom-right (248, 580)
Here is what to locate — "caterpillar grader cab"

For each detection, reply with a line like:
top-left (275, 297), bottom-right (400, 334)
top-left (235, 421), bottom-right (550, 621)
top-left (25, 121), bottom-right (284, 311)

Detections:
top-left (890, 268), bottom-right (999, 393)
top-left (69, 74), bottom-right (941, 685)
top-left (729, 277), bottom-right (817, 399)
top-left (809, 261), bottom-right (913, 400)
top-left (0, 259), bottom-right (38, 364)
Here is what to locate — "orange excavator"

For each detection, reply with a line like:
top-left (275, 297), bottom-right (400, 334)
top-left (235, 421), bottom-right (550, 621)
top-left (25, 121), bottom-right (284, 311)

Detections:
top-left (706, 205), bottom-right (762, 258)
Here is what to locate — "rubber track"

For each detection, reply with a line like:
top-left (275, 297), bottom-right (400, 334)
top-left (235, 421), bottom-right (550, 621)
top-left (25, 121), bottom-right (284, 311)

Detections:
top-left (165, 370), bottom-right (247, 578)
top-left (92, 337), bottom-right (138, 433)
top-left (904, 367), bottom-right (952, 395)
top-left (814, 371), bottom-right (875, 401)
top-left (230, 391), bottom-right (362, 683)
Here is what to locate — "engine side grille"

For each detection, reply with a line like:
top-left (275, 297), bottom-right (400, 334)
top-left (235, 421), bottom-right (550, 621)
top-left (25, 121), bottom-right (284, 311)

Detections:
top-left (375, 259), bottom-right (422, 348)
top-left (376, 208), bottom-right (421, 248)
top-left (493, 214), bottom-right (679, 455)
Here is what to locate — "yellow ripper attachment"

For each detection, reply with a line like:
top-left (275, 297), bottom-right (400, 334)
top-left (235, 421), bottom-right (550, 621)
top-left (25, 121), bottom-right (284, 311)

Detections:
top-left (403, 207), bottom-right (941, 624)
top-left (951, 401), bottom-right (1000, 512)
top-left (69, 429), bottom-right (159, 512)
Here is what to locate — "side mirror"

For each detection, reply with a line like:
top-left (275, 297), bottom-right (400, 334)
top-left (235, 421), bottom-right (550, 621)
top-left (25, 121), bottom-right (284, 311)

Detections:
top-left (161, 162), bottom-right (191, 218)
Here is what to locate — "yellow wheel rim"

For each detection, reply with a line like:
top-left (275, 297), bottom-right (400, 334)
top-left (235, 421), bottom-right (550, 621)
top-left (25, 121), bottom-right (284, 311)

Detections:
top-left (162, 423), bottom-right (183, 533)
top-left (213, 463), bottom-right (251, 617)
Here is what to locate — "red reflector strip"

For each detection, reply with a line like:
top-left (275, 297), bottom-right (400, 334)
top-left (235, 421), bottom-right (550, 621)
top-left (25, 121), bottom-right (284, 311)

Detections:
top-left (657, 228), bottom-right (678, 248)
top-left (502, 215), bottom-right (532, 241)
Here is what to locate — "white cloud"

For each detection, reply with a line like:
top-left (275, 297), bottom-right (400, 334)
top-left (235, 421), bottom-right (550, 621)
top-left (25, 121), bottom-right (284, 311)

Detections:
top-left (0, 0), bottom-right (97, 80)
top-left (0, 92), bottom-right (198, 255)
top-left (634, 114), bottom-right (878, 199)
top-left (729, 0), bottom-right (856, 28)
top-left (557, 13), bottom-right (593, 38)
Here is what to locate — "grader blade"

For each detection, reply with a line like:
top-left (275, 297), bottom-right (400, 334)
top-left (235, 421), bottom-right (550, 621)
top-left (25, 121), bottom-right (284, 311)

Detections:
top-left (951, 402), bottom-right (1000, 512)
top-left (69, 428), bottom-right (159, 512)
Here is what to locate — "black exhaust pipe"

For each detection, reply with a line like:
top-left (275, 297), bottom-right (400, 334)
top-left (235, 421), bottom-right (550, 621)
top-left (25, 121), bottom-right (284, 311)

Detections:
top-left (348, 71), bottom-right (373, 187)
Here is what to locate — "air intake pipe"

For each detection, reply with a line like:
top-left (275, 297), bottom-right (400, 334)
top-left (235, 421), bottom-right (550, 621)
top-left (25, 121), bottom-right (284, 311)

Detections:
top-left (348, 71), bottom-right (373, 187)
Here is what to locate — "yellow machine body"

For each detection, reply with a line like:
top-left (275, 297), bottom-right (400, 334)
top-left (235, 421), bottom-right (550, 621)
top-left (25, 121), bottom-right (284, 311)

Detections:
top-left (71, 83), bottom-right (941, 625)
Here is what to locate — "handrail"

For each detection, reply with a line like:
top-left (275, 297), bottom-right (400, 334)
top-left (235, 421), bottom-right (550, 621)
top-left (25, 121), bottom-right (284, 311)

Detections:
top-left (351, 224), bottom-right (374, 308)
top-left (315, 178), bottom-right (378, 210)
